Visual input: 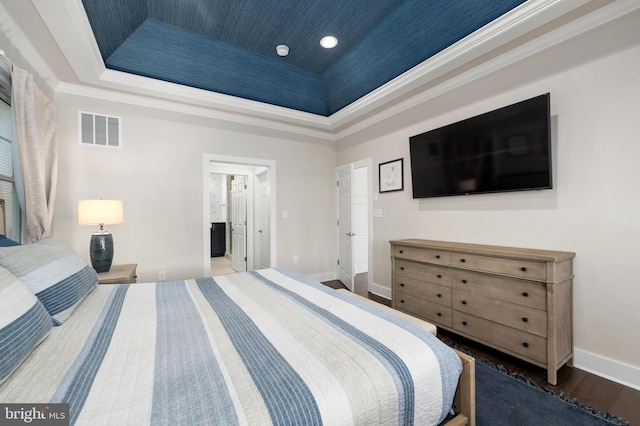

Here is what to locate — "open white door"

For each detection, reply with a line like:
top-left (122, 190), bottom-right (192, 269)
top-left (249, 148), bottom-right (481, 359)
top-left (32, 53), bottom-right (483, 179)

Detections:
top-left (336, 164), bottom-right (354, 291)
top-left (231, 175), bottom-right (247, 272)
top-left (256, 170), bottom-right (270, 269)
top-left (353, 166), bottom-right (369, 275)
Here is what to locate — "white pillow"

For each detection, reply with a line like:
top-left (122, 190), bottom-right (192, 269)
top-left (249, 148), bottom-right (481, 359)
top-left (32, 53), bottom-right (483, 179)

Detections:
top-left (0, 238), bottom-right (98, 325)
top-left (0, 266), bottom-right (52, 383)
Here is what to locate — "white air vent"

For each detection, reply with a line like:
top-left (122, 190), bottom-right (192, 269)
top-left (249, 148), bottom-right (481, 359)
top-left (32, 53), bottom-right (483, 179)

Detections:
top-left (79, 112), bottom-right (121, 148)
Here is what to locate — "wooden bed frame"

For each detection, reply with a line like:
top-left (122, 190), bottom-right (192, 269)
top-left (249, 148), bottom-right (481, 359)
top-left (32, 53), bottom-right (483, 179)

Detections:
top-left (337, 289), bottom-right (476, 426)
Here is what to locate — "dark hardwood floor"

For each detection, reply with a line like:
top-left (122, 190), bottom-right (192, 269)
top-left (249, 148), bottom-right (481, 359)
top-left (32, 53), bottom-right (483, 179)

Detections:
top-left (322, 279), bottom-right (640, 425)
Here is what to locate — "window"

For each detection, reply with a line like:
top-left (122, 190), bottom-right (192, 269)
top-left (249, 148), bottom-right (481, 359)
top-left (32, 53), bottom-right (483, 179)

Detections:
top-left (0, 63), bottom-right (19, 240)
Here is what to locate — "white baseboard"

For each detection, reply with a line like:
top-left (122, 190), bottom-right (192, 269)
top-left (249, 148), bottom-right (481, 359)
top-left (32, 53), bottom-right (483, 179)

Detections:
top-left (574, 348), bottom-right (640, 391)
top-left (369, 282), bottom-right (391, 299)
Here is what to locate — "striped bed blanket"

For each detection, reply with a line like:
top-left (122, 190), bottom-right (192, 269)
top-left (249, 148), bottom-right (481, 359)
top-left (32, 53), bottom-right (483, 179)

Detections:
top-left (0, 268), bottom-right (462, 425)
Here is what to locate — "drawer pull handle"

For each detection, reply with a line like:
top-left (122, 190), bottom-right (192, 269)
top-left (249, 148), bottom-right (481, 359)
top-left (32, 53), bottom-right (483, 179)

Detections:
top-left (462, 321), bottom-right (468, 326)
top-left (400, 283), bottom-right (405, 287)
top-left (400, 300), bottom-right (404, 303)
top-left (522, 317), bottom-right (529, 323)
top-left (461, 300), bottom-right (467, 305)
top-left (400, 267), bottom-right (405, 270)
top-left (399, 250), bottom-right (404, 253)
top-left (437, 274), bottom-right (442, 278)
top-left (521, 267), bottom-right (527, 272)
top-left (437, 293), bottom-right (442, 298)
top-left (460, 258), bottom-right (466, 263)
top-left (436, 255), bottom-right (441, 259)
top-left (523, 342), bottom-right (529, 348)
top-left (462, 279), bottom-right (468, 284)
top-left (522, 292), bottom-right (529, 297)
top-left (437, 312), bottom-right (442, 317)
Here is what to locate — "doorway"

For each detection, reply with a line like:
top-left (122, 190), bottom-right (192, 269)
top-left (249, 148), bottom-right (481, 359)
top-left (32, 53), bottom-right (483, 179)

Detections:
top-left (336, 159), bottom-right (372, 296)
top-left (202, 154), bottom-right (277, 277)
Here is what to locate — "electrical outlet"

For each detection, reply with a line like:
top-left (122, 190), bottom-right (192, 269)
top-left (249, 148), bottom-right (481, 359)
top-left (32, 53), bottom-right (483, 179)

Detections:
top-left (293, 256), bottom-right (299, 264)
top-left (159, 271), bottom-right (166, 281)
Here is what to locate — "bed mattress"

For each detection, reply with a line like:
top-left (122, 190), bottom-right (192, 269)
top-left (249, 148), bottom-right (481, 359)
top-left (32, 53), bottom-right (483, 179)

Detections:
top-left (0, 268), bottom-right (462, 425)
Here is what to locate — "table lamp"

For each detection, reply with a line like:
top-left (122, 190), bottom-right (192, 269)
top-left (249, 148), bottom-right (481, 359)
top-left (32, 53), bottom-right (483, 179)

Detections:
top-left (78, 199), bottom-right (124, 273)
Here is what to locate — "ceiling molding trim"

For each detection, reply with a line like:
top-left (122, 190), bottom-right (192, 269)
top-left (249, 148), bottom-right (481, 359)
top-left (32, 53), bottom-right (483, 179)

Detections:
top-left (100, 69), bottom-right (334, 130)
top-left (55, 82), bottom-right (337, 141)
top-left (0, 2), bottom-right (59, 91)
top-left (329, 0), bottom-right (590, 129)
top-left (32, 0), bottom-right (104, 84)
top-left (335, 0), bottom-right (640, 139)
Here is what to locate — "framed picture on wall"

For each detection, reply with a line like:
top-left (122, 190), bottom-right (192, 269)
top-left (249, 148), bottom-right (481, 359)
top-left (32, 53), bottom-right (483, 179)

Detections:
top-left (379, 158), bottom-right (404, 193)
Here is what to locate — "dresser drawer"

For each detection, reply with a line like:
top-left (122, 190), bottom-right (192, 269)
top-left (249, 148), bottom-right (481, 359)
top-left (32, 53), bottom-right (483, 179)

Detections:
top-left (452, 252), bottom-right (547, 280)
top-left (394, 260), bottom-right (453, 287)
top-left (394, 276), bottom-right (451, 307)
top-left (451, 270), bottom-right (546, 310)
top-left (392, 245), bottom-right (451, 266)
top-left (395, 292), bottom-right (453, 328)
top-left (453, 290), bottom-right (547, 337)
top-left (453, 311), bottom-right (547, 363)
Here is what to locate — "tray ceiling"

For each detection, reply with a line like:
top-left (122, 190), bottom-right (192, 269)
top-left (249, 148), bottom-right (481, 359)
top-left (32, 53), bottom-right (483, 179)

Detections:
top-left (82, 0), bottom-right (526, 116)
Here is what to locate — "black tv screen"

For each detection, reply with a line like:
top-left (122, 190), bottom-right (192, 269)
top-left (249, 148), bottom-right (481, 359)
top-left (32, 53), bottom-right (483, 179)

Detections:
top-left (409, 93), bottom-right (552, 198)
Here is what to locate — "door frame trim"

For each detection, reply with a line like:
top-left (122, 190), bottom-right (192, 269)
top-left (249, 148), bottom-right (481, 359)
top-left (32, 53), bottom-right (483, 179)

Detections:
top-left (202, 153), bottom-right (277, 277)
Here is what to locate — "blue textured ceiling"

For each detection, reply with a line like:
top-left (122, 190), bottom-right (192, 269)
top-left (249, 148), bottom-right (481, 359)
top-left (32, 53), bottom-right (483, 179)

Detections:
top-left (82, 0), bottom-right (526, 116)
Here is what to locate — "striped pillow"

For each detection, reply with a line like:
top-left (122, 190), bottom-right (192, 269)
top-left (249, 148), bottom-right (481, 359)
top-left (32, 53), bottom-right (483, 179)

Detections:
top-left (0, 238), bottom-right (98, 325)
top-left (0, 266), bottom-right (52, 383)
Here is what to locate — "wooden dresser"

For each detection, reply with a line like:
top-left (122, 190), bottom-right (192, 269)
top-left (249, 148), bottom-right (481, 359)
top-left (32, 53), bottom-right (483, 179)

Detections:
top-left (390, 239), bottom-right (574, 384)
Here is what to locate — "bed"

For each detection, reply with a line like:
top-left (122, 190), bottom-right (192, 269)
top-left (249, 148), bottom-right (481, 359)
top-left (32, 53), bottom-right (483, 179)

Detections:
top-left (0, 237), bottom-right (475, 425)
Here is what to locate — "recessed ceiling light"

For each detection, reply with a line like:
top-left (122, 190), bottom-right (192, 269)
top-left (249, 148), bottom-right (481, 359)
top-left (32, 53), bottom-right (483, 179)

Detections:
top-left (276, 45), bottom-right (289, 57)
top-left (320, 36), bottom-right (338, 49)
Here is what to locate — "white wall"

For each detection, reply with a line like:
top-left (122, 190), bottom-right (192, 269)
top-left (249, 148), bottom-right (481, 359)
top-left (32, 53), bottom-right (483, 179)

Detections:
top-left (53, 92), bottom-right (337, 282)
top-left (336, 16), bottom-right (640, 384)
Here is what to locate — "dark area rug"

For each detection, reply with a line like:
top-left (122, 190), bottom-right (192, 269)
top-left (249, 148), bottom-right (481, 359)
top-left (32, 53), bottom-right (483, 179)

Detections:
top-left (471, 355), bottom-right (629, 426)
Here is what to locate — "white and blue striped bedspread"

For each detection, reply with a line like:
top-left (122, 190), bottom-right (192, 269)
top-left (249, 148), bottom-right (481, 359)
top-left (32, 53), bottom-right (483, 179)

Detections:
top-left (2, 268), bottom-right (462, 425)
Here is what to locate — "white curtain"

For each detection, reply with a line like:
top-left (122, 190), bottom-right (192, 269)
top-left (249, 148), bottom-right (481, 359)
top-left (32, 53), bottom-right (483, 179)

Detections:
top-left (11, 65), bottom-right (57, 242)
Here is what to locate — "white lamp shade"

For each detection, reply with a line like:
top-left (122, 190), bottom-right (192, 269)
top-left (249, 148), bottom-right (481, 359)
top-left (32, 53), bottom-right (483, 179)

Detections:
top-left (78, 200), bottom-right (124, 225)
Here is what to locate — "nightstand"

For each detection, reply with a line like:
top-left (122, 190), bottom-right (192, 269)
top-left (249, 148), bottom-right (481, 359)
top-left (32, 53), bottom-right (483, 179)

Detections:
top-left (97, 263), bottom-right (138, 284)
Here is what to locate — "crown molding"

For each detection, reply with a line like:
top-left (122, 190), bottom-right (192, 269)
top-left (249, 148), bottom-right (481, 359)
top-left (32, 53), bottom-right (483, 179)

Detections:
top-left (329, 0), bottom-right (591, 130)
top-left (0, 2), bottom-right (59, 91)
top-left (55, 82), bottom-right (338, 141)
top-left (99, 68), bottom-right (333, 131)
top-left (335, 0), bottom-right (640, 139)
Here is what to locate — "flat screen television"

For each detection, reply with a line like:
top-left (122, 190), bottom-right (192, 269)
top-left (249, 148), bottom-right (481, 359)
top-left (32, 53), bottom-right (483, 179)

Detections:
top-left (409, 93), bottom-right (552, 199)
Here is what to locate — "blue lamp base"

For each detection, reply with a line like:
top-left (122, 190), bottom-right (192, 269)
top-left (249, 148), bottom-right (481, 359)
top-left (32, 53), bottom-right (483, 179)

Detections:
top-left (90, 232), bottom-right (114, 273)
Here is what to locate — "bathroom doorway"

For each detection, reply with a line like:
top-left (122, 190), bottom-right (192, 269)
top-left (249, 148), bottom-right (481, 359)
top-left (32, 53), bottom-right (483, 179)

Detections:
top-left (203, 154), bottom-right (276, 277)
